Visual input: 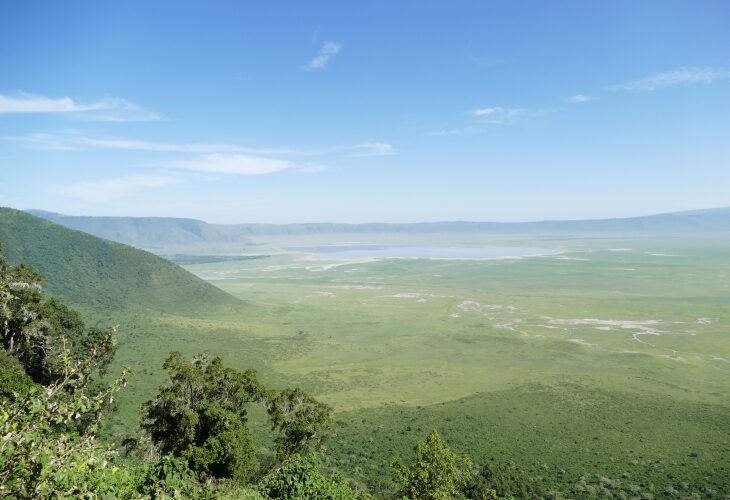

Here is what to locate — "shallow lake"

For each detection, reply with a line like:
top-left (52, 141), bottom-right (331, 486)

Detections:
top-left (287, 245), bottom-right (561, 260)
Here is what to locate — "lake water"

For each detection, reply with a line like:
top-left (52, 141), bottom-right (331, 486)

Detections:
top-left (288, 245), bottom-right (560, 260)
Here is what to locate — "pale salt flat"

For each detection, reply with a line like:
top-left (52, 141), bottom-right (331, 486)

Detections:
top-left (567, 338), bottom-right (597, 347)
top-left (546, 317), bottom-right (666, 344)
top-left (288, 245), bottom-right (561, 260)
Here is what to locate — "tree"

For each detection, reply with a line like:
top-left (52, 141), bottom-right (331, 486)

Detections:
top-left (258, 453), bottom-right (365, 500)
top-left (0, 349), bottom-right (35, 402)
top-left (463, 462), bottom-right (534, 499)
top-left (392, 430), bottom-right (473, 500)
top-left (142, 352), bottom-right (266, 482)
top-left (0, 331), bottom-right (133, 498)
top-left (0, 246), bottom-right (116, 386)
top-left (267, 387), bottom-right (332, 460)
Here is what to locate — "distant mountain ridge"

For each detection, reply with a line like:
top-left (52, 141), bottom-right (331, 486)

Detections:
top-left (0, 208), bottom-right (239, 314)
top-left (27, 207), bottom-right (730, 249)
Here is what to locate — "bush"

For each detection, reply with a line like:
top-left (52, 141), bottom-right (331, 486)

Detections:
top-left (142, 352), bottom-right (265, 481)
top-left (392, 430), bottom-right (473, 500)
top-left (258, 453), bottom-right (364, 499)
top-left (0, 341), bottom-right (133, 498)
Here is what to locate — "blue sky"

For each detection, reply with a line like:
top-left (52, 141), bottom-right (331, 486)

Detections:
top-left (1, 0), bottom-right (729, 223)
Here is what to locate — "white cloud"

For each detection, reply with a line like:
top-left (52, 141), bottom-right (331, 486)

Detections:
top-left (470, 106), bottom-right (525, 124)
top-left (1, 133), bottom-right (84, 151)
top-left (72, 98), bottom-right (161, 122)
top-left (428, 126), bottom-right (481, 137)
top-left (471, 107), bottom-right (500, 116)
top-left (0, 93), bottom-right (99, 113)
top-left (0, 92), bottom-right (160, 121)
top-left (349, 142), bottom-right (396, 157)
top-left (2, 132), bottom-right (302, 156)
top-left (74, 136), bottom-right (293, 155)
top-left (432, 106), bottom-right (540, 135)
top-left (3, 132), bottom-right (397, 161)
top-left (166, 154), bottom-right (293, 175)
top-left (567, 94), bottom-right (593, 103)
top-left (54, 174), bottom-right (178, 202)
top-left (304, 41), bottom-right (342, 70)
top-left (297, 163), bottom-right (328, 173)
top-left (611, 67), bottom-right (729, 92)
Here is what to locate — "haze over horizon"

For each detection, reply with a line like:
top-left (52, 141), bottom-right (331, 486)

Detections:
top-left (24, 205), bottom-right (730, 226)
top-left (2, 1), bottom-right (730, 224)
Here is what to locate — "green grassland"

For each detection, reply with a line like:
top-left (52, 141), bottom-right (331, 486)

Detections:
top-left (4, 210), bottom-right (728, 496)
top-left (96, 231), bottom-right (730, 495)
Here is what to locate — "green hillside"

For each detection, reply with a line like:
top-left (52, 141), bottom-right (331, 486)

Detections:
top-left (0, 208), bottom-right (239, 314)
top-left (27, 210), bottom-right (254, 248)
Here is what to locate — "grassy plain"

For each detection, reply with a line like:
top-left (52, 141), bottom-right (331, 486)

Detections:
top-left (104, 232), bottom-right (730, 495)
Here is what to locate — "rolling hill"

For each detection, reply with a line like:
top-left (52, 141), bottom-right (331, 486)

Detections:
top-left (28, 207), bottom-right (730, 250)
top-left (0, 208), bottom-right (240, 314)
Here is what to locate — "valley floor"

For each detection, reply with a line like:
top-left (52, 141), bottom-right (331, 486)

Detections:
top-left (103, 232), bottom-right (730, 495)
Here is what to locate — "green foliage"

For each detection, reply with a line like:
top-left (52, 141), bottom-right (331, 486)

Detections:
top-left (392, 430), bottom-right (473, 500)
top-left (0, 245), bottom-right (117, 386)
top-left (135, 455), bottom-right (210, 499)
top-left (258, 453), bottom-right (364, 500)
top-left (464, 462), bottom-right (535, 499)
top-left (5, 215), bottom-right (730, 498)
top-left (0, 350), bottom-right (36, 401)
top-left (0, 335), bottom-right (134, 498)
top-left (184, 404), bottom-right (258, 482)
top-left (268, 387), bottom-right (332, 460)
top-left (142, 352), bottom-right (266, 481)
top-left (570, 473), bottom-right (720, 499)
top-left (0, 208), bottom-right (239, 315)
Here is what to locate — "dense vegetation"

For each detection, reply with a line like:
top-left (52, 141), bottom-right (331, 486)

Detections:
top-left (2, 211), bottom-right (729, 498)
top-left (0, 246), bottom-right (525, 498)
top-left (0, 245), bottom-right (368, 498)
top-left (0, 208), bottom-right (239, 314)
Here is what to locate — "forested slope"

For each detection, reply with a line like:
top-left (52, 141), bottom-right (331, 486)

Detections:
top-left (0, 208), bottom-right (239, 314)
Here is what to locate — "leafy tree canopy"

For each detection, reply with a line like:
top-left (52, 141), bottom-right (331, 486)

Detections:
top-left (258, 453), bottom-right (366, 500)
top-left (142, 351), bottom-right (267, 481)
top-left (0, 245), bottom-right (116, 386)
top-left (0, 326), bottom-right (131, 498)
top-left (268, 387), bottom-right (332, 460)
top-left (392, 430), bottom-right (474, 500)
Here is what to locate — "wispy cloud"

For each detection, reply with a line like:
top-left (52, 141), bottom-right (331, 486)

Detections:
top-left (428, 126), bottom-right (482, 137)
top-left (566, 94), bottom-right (593, 103)
top-left (0, 92), bottom-right (160, 121)
top-left (2, 133), bottom-right (85, 151)
top-left (611, 67), bottom-right (729, 92)
top-left (304, 41), bottom-right (342, 70)
top-left (349, 143), bottom-right (396, 157)
top-left (71, 98), bottom-right (161, 122)
top-left (430, 106), bottom-right (541, 137)
top-left (2, 132), bottom-right (305, 156)
top-left (53, 174), bottom-right (178, 202)
top-left (297, 163), bottom-right (328, 173)
top-left (0, 93), bottom-right (99, 113)
top-left (470, 106), bottom-right (526, 124)
top-left (165, 154), bottom-right (294, 175)
top-left (2, 132), bottom-right (395, 159)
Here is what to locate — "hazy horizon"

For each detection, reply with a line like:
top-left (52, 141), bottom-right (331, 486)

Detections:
top-left (20, 204), bottom-right (730, 226)
top-left (2, 1), bottom-right (730, 223)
